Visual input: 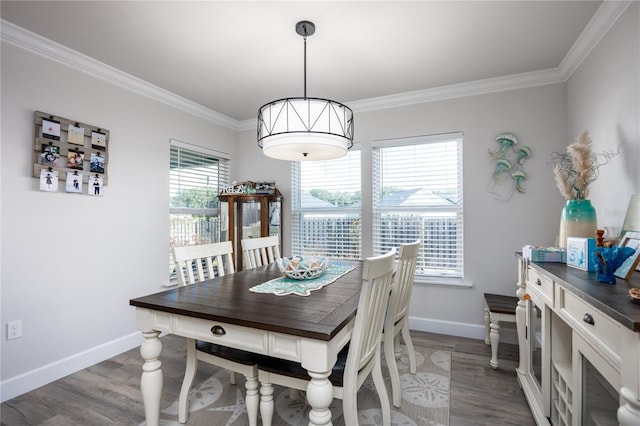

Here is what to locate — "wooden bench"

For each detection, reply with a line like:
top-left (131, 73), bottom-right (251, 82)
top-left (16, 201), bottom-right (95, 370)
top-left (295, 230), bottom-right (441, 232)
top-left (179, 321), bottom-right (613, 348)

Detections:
top-left (483, 293), bottom-right (518, 369)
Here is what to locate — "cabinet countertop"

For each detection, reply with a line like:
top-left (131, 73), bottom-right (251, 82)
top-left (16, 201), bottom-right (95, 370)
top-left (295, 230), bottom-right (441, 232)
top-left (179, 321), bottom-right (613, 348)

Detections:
top-left (517, 253), bottom-right (640, 332)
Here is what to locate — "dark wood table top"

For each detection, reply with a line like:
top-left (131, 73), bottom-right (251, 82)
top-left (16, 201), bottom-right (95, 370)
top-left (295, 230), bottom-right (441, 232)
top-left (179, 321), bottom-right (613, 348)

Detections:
top-left (517, 253), bottom-right (640, 332)
top-left (130, 261), bottom-right (363, 341)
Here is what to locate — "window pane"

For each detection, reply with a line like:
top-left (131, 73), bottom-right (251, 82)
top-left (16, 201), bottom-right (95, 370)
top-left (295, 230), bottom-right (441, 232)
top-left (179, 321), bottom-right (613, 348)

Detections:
top-left (373, 134), bottom-right (464, 278)
top-left (169, 144), bottom-right (229, 276)
top-left (292, 151), bottom-right (362, 259)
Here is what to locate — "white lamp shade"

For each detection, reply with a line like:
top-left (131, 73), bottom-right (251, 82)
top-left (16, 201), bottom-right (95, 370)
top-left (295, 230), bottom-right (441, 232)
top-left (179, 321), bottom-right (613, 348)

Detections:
top-left (262, 133), bottom-right (349, 161)
top-left (258, 97), bottom-right (353, 161)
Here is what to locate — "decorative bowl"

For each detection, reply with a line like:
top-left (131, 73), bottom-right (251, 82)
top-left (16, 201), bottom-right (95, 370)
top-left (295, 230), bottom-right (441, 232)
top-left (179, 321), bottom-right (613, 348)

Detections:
top-left (277, 256), bottom-right (329, 280)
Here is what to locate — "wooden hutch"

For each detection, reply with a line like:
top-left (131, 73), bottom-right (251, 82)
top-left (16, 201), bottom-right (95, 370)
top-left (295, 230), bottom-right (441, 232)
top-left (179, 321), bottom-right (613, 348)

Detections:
top-left (218, 184), bottom-right (282, 271)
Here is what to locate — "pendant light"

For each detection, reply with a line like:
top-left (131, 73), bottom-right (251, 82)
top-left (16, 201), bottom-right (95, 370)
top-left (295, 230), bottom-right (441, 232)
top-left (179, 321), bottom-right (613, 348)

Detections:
top-left (257, 21), bottom-right (354, 161)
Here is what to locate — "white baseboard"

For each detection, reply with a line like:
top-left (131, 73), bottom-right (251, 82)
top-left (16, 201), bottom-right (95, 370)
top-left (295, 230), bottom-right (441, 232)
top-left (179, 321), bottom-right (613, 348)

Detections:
top-left (409, 315), bottom-right (486, 340)
top-left (408, 315), bottom-right (519, 345)
top-left (0, 332), bottom-right (143, 403)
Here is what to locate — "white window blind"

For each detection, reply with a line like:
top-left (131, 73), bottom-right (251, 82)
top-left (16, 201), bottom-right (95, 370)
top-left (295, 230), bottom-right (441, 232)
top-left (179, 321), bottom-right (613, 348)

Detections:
top-left (291, 150), bottom-right (362, 259)
top-left (169, 142), bottom-right (229, 276)
top-left (373, 133), bottom-right (464, 279)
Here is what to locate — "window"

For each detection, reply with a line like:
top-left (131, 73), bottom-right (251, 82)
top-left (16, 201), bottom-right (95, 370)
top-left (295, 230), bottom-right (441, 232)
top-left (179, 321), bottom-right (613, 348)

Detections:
top-left (291, 150), bottom-right (362, 259)
top-left (373, 133), bottom-right (464, 279)
top-left (169, 140), bottom-right (229, 276)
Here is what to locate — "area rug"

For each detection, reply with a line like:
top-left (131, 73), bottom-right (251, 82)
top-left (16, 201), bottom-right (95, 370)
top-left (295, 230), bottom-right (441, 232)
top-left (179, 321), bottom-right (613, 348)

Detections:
top-left (142, 344), bottom-right (450, 426)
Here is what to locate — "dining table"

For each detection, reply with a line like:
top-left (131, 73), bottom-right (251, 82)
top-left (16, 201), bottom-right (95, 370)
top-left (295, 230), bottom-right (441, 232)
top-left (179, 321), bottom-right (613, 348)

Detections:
top-left (129, 260), bottom-right (364, 426)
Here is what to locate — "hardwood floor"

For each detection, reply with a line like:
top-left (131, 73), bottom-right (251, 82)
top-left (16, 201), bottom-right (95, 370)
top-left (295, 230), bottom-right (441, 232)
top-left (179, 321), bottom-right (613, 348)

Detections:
top-left (1, 331), bottom-right (535, 425)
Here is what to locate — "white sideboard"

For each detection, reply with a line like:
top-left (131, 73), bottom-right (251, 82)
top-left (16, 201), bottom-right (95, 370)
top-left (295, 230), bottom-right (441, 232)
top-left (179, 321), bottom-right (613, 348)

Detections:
top-left (515, 254), bottom-right (640, 425)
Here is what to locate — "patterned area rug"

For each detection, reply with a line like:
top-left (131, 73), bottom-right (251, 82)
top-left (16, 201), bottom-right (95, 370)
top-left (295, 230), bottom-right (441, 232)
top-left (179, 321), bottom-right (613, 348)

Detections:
top-left (141, 344), bottom-right (450, 426)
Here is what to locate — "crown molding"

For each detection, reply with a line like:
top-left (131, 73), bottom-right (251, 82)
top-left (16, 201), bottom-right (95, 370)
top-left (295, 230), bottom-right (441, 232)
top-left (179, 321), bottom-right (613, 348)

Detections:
top-left (0, 20), bottom-right (240, 131)
top-left (3, 0), bottom-right (630, 133)
top-left (558, 0), bottom-right (634, 79)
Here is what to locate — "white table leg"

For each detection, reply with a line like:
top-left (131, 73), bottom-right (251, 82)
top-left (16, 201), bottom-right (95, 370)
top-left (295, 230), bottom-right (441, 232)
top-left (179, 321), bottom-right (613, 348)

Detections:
top-left (140, 330), bottom-right (163, 426)
top-left (306, 369), bottom-right (334, 426)
top-left (618, 387), bottom-right (640, 425)
top-left (245, 376), bottom-right (259, 426)
top-left (259, 382), bottom-right (274, 426)
top-left (484, 305), bottom-right (490, 345)
top-left (489, 317), bottom-right (500, 369)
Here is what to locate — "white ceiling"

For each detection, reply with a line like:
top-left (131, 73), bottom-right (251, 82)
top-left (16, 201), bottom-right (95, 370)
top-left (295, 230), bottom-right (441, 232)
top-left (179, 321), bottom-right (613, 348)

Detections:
top-left (1, 1), bottom-right (604, 123)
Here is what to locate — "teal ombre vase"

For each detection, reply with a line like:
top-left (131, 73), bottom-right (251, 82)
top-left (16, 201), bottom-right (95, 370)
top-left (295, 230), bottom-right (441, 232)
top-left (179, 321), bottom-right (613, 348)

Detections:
top-left (558, 199), bottom-right (597, 248)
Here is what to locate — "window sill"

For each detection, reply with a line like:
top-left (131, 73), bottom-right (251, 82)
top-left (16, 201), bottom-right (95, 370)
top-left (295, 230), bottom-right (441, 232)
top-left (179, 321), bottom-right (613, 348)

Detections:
top-left (414, 276), bottom-right (473, 288)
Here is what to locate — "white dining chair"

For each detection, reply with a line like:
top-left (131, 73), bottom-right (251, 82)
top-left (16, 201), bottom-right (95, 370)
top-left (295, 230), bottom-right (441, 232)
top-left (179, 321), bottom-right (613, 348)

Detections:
top-left (241, 235), bottom-right (281, 269)
top-left (383, 239), bottom-right (421, 407)
top-left (254, 249), bottom-right (396, 426)
top-left (172, 241), bottom-right (259, 425)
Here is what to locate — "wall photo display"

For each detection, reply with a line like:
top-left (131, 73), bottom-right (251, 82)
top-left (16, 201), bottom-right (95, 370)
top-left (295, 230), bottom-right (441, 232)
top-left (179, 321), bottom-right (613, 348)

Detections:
top-left (88, 175), bottom-right (103, 196)
top-left (39, 168), bottom-right (59, 192)
top-left (65, 171), bottom-right (83, 193)
top-left (32, 111), bottom-right (109, 193)
top-left (39, 143), bottom-right (60, 167)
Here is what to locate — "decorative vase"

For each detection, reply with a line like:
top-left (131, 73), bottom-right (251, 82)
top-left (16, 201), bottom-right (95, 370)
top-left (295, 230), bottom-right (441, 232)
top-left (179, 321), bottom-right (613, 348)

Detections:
top-left (558, 199), bottom-right (597, 248)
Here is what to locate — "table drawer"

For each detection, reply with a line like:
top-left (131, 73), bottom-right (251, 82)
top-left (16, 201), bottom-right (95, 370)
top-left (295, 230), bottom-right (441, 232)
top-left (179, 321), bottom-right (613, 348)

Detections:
top-left (174, 316), bottom-right (269, 354)
top-left (527, 267), bottom-right (554, 306)
top-left (560, 291), bottom-right (621, 357)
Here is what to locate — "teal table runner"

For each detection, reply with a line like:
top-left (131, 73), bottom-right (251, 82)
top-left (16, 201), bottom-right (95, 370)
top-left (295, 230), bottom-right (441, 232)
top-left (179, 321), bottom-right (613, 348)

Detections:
top-left (249, 264), bottom-right (355, 296)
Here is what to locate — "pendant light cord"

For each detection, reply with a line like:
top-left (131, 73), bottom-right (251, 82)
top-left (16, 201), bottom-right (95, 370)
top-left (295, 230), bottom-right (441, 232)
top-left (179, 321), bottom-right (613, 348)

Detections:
top-left (303, 32), bottom-right (307, 99)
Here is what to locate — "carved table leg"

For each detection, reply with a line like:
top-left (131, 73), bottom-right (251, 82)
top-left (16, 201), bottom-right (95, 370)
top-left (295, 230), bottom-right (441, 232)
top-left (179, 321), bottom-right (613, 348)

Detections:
top-left (306, 369), bottom-right (334, 426)
top-left (259, 381), bottom-right (274, 426)
top-left (245, 375), bottom-right (259, 426)
top-left (484, 305), bottom-right (490, 345)
top-left (489, 316), bottom-right (500, 369)
top-left (618, 387), bottom-right (640, 425)
top-left (140, 330), bottom-right (163, 426)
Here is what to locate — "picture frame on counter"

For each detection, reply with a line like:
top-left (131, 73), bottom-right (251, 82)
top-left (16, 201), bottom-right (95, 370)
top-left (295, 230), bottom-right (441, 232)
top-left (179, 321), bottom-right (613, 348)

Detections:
top-left (614, 231), bottom-right (640, 279)
top-left (566, 237), bottom-right (597, 272)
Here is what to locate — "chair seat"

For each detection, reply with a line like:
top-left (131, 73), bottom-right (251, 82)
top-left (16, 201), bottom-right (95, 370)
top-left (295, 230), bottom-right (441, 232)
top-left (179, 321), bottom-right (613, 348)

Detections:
top-left (258, 344), bottom-right (350, 387)
top-left (196, 340), bottom-right (262, 366)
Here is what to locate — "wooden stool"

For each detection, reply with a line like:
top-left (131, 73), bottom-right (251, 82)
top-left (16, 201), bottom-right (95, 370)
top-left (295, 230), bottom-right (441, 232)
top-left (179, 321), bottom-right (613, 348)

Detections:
top-left (483, 293), bottom-right (518, 369)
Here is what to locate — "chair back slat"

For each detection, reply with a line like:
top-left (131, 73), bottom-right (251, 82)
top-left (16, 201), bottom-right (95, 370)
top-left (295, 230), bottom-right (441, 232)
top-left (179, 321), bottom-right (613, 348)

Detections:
top-left (389, 240), bottom-right (421, 324)
top-left (345, 249), bottom-right (395, 375)
top-left (172, 241), bottom-right (235, 286)
top-left (241, 236), bottom-right (281, 270)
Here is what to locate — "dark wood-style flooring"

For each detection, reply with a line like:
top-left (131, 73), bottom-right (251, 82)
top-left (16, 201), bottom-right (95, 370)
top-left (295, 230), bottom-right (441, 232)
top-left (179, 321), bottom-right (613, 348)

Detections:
top-left (1, 330), bottom-right (535, 425)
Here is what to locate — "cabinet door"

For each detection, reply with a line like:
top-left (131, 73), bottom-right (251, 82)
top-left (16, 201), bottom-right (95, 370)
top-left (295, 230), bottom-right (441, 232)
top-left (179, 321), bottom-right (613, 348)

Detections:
top-left (526, 290), bottom-right (552, 418)
top-left (573, 333), bottom-right (620, 426)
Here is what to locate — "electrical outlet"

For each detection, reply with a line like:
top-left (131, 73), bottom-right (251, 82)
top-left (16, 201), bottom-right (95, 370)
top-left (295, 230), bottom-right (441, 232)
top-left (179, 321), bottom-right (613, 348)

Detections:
top-left (7, 320), bottom-right (22, 340)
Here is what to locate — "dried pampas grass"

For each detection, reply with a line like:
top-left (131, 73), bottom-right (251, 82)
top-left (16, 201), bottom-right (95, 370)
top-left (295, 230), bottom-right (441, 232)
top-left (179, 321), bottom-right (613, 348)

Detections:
top-left (550, 130), bottom-right (617, 200)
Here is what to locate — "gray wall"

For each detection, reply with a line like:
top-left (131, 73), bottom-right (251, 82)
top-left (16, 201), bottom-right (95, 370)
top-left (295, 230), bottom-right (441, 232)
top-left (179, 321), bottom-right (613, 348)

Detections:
top-left (1, 3), bottom-right (638, 401)
top-left (567, 1), bottom-right (640, 221)
top-left (0, 43), bottom-right (238, 400)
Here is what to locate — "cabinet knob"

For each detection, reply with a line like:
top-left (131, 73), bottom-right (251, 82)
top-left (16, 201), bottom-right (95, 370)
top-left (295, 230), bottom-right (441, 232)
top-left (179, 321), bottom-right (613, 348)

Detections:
top-left (583, 313), bottom-right (595, 325)
top-left (536, 278), bottom-right (542, 286)
top-left (211, 325), bottom-right (226, 336)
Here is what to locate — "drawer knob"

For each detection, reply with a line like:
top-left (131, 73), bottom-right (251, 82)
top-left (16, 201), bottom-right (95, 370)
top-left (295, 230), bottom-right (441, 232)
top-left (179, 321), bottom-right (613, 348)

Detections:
top-left (583, 313), bottom-right (595, 325)
top-left (536, 278), bottom-right (542, 286)
top-left (210, 325), bottom-right (226, 336)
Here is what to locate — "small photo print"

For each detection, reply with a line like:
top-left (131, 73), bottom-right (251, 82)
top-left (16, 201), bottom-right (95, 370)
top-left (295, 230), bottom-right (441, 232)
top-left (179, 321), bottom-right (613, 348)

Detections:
top-left (255, 182), bottom-right (276, 194)
top-left (42, 118), bottom-right (61, 141)
top-left (39, 169), bottom-right (59, 192)
top-left (91, 131), bottom-right (107, 150)
top-left (65, 172), bottom-right (83, 193)
top-left (67, 151), bottom-right (84, 170)
top-left (88, 175), bottom-right (103, 196)
top-left (68, 124), bottom-right (85, 145)
top-left (40, 144), bottom-right (60, 167)
top-left (90, 152), bottom-right (105, 173)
